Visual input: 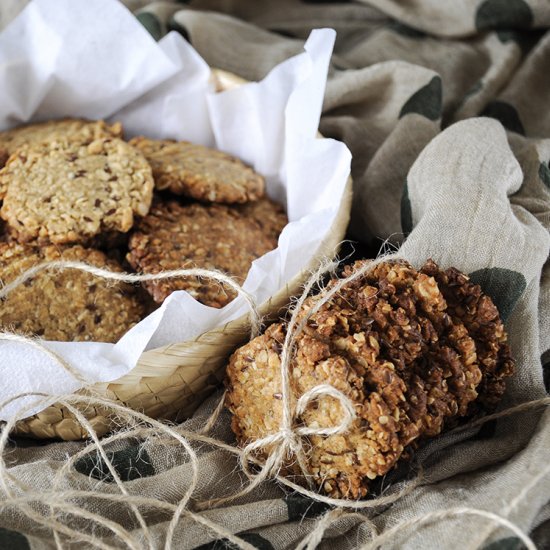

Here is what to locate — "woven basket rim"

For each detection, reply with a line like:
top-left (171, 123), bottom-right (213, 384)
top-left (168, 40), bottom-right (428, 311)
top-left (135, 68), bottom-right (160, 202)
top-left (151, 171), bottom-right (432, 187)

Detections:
top-left (14, 68), bottom-right (353, 440)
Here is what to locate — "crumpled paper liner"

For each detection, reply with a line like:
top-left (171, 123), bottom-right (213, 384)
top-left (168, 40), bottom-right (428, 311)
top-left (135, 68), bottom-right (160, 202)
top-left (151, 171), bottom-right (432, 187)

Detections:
top-left (0, 0), bottom-right (352, 430)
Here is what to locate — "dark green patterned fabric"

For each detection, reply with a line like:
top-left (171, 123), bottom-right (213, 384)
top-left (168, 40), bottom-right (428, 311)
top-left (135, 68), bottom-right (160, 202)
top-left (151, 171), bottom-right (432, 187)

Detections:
top-left (0, 527), bottom-right (30, 550)
top-left (0, 0), bottom-right (549, 548)
top-left (74, 444), bottom-right (155, 482)
top-left (469, 268), bottom-right (527, 322)
top-left (398, 76), bottom-right (442, 121)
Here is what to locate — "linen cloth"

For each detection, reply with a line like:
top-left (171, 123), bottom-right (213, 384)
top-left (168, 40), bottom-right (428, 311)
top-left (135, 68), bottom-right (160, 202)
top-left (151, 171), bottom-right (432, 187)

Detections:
top-left (0, 1), bottom-right (549, 548)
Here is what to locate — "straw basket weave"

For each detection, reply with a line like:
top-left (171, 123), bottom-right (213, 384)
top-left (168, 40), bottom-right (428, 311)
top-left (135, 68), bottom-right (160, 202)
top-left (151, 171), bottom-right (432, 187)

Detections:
top-left (13, 70), bottom-right (353, 441)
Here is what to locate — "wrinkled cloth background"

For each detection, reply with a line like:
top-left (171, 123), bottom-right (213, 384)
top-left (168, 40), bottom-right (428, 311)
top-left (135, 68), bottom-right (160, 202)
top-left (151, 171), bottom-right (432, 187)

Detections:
top-left (1, 1), bottom-right (549, 549)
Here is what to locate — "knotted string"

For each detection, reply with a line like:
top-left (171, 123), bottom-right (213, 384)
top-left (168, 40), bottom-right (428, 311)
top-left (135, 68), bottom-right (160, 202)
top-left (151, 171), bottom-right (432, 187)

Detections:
top-left (0, 255), bottom-right (545, 548)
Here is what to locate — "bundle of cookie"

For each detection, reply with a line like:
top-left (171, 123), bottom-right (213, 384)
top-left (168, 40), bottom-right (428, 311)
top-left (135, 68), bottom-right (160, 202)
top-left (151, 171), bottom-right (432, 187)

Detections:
top-left (225, 259), bottom-right (515, 499)
top-left (0, 118), bottom-right (287, 342)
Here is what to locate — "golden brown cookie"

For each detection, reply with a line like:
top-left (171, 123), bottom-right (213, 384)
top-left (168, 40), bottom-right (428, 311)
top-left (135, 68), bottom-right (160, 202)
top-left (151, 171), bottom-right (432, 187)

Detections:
top-left (234, 197), bottom-right (288, 241)
top-left (0, 243), bottom-right (146, 342)
top-left (225, 259), bottom-right (515, 499)
top-left (129, 137), bottom-right (265, 204)
top-left (127, 200), bottom-right (278, 308)
top-left (0, 118), bottom-right (122, 168)
top-left (0, 137), bottom-right (154, 245)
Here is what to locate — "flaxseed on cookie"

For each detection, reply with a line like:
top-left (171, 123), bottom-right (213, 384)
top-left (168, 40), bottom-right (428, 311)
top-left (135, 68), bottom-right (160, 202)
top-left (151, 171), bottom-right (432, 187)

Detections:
top-left (0, 118), bottom-right (122, 168)
top-left (127, 200), bottom-right (278, 308)
top-left (225, 259), bottom-right (515, 499)
top-left (0, 243), bottom-right (145, 342)
top-left (0, 137), bottom-right (154, 244)
top-left (235, 197), bottom-right (288, 241)
top-left (129, 137), bottom-right (265, 204)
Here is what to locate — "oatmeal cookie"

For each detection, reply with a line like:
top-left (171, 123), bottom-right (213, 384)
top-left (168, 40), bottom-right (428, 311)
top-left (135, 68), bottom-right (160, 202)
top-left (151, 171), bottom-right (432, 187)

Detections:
top-left (0, 137), bottom-right (154, 244)
top-left (225, 259), bottom-right (514, 499)
top-left (127, 200), bottom-right (278, 308)
top-left (129, 137), bottom-right (265, 203)
top-left (0, 118), bottom-right (122, 168)
top-left (420, 260), bottom-right (515, 415)
top-left (0, 243), bottom-right (145, 342)
top-left (234, 197), bottom-right (288, 241)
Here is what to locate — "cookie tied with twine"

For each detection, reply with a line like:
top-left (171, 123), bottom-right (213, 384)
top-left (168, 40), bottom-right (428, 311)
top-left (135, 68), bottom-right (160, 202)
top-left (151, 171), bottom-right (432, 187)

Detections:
top-left (0, 256), bottom-right (542, 550)
top-left (225, 259), bottom-right (515, 499)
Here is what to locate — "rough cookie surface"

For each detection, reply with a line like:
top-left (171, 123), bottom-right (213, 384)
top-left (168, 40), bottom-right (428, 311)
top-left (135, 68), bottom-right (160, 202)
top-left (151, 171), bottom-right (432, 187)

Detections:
top-left (0, 243), bottom-right (145, 342)
top-left (225, 259), bottom-right (515, 499)
top-left (127, 200), bottom-right (279, 308)
top-left (0, 137), bottom-right (154, 244)
top-left (420, 261), bottom-right (514, 416)
top-left (129, 137), bottom-right (265, 204)
top-left (0, 118), bottom-right (122, 169)
top-left (235, 197), bottom-right (288, 241)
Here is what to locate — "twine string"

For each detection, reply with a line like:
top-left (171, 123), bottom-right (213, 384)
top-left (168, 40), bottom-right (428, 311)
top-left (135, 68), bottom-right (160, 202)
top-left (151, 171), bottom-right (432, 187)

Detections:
top-left (466, 410), bottom-right (550, 550)
top-left (359, 507), bottom-right (537, 550)
top-left (295, 509), bottom-right (378, 550)
top-left (54, 401), bottom-right (154, 550)
top-left (0, 260), bottom-right (263, 339)
top-left (229, 255), bottom-right (398, 504)
top-left (198, 390), bottom-right (227, 434)
top-left (0, 256), bottom-right (546, 548)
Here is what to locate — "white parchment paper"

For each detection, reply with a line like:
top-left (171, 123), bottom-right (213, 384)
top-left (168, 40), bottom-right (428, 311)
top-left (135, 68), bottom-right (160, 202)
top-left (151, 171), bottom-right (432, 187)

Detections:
top-left (0, 0), bottom-right (351, 421)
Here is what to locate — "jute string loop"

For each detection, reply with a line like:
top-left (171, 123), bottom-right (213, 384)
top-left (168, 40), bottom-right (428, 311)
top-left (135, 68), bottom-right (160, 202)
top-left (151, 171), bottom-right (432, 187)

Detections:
top-left (0, 260), bottom-right (263, 338)
top-left (224, 255), bottom-right (403, 506)
top-left (0, 256), bottom-right (547, 548)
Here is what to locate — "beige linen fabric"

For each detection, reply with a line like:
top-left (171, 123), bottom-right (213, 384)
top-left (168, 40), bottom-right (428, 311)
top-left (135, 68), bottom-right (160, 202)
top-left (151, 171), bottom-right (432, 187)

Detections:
top-left (0, 1), bottom-right (549, 548)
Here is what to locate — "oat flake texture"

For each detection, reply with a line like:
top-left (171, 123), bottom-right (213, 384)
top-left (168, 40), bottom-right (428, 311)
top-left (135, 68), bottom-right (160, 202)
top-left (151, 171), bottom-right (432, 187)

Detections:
top-left (226, 260), bottom-right (514, 499)
top-left (1, 1), bottom-right (550, 549)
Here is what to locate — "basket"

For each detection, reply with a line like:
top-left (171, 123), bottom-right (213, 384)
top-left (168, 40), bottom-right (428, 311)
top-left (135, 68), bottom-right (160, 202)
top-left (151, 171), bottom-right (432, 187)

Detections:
top-left (13, 70), bottom-right (353, 441)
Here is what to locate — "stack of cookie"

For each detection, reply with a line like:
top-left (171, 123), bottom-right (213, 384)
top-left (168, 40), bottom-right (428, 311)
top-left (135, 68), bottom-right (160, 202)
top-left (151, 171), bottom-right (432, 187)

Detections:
top-left (126, 137), bottom-right (286, 308)
top-left (226, 259), bottom-right (515, 498)
top-left (0, 119), bottom-right (287, 343)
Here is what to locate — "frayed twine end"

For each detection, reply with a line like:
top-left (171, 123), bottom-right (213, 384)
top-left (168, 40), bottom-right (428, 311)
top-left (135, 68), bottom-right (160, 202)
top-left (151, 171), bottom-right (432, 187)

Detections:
top-left (0, 253), bottom-right (545, 548)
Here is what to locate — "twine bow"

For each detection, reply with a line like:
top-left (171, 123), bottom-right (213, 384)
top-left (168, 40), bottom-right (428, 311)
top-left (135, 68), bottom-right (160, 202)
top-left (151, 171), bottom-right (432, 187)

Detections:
top-left (0, 256), bottom-right (545, 549)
